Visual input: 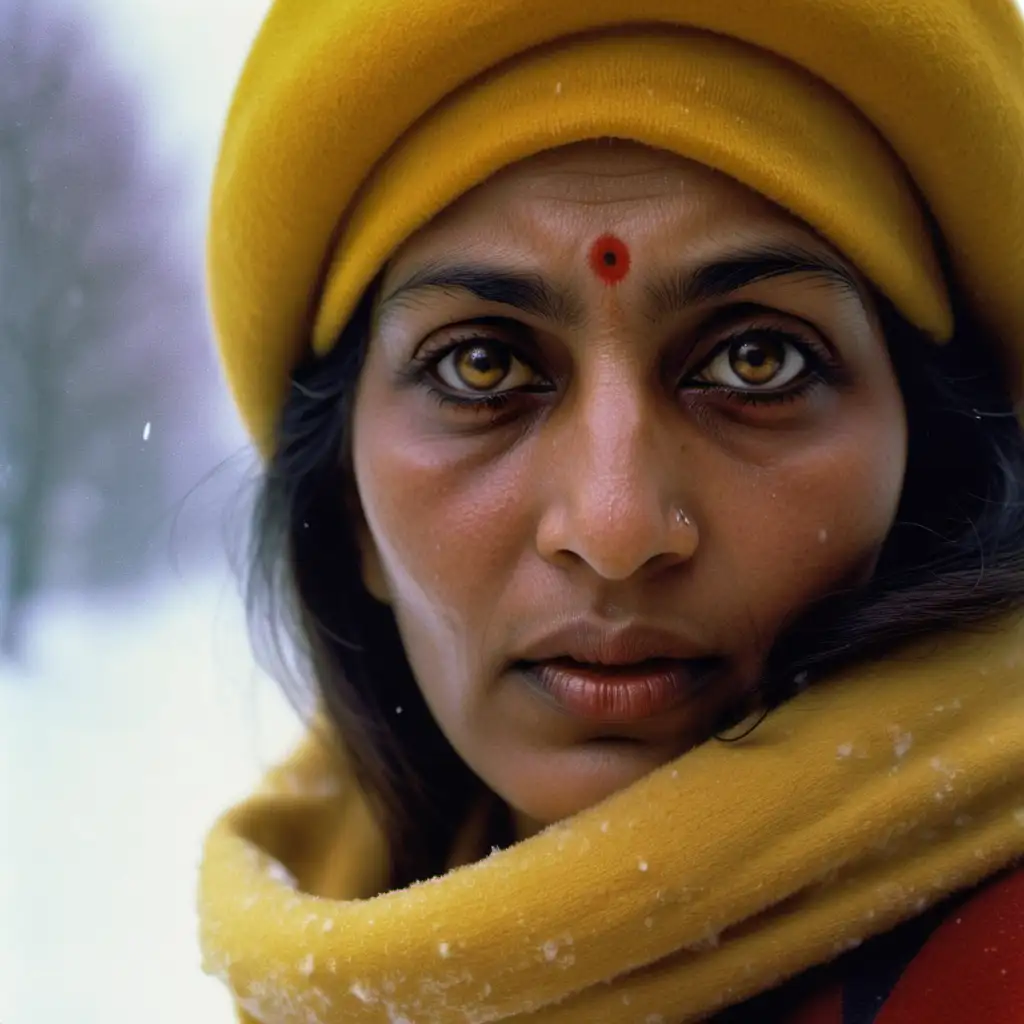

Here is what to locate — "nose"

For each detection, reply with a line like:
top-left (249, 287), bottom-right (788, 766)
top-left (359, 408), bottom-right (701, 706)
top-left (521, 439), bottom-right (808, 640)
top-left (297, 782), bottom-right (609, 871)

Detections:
top-left (534, 383), bottom-right (699, 581)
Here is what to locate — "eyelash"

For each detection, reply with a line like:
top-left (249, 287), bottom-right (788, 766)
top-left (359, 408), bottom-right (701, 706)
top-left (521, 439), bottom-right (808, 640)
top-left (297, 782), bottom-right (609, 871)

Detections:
top-left (688, 325), bottom-right (841, 407)
top-left (407, 325), bottom-right (841, 414)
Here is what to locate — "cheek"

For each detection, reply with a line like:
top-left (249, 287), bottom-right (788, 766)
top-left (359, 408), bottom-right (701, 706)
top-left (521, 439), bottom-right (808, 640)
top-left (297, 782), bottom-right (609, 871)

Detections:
top-left (712, 412), bottom-right (906, 652)
top-left (356, 439), bottom-right (523, 605)
top-left (351, 400), bottom-right (533, 707)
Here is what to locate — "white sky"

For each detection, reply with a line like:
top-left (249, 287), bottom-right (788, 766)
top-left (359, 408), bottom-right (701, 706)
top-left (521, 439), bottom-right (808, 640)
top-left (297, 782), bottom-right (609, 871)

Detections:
top-left (82, 0), bottom-right (274, 450)
top-left (86, 0), bottom-right (271, 198)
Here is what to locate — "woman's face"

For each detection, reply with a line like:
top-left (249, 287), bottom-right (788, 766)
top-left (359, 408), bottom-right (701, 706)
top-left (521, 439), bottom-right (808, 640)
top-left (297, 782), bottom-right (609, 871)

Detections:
top-left (352, 141), bottom-right (906, 833)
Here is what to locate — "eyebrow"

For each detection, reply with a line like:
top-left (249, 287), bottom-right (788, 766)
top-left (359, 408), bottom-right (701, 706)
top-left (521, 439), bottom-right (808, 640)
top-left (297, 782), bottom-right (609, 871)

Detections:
top-left (376, 242), bottom-right (865, 327)
top-left (644, 242), bottom-right (865, 319)
top-left (377, 263), bottom-right (586, 329)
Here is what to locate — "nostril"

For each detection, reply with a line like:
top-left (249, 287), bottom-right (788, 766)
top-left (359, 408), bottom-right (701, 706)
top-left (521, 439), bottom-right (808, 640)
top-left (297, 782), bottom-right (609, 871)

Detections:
top-left (535, 488), bottom-right (700, 580)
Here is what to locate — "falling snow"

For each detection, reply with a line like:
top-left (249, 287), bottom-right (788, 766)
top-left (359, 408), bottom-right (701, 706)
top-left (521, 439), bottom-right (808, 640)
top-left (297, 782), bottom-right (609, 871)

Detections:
top-left (929, 757), bottom-right (959, 778)
top-left (888, 727), bottom-right (913, 759)
top-left (350, 981), bottom-right (375, 1004)
top-left (266, 858), bottom-right (298, 889)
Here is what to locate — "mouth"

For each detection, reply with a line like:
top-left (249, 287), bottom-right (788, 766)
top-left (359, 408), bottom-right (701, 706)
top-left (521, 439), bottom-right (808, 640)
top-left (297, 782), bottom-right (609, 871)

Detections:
top-left (516, 656), bottom-right (722, 723)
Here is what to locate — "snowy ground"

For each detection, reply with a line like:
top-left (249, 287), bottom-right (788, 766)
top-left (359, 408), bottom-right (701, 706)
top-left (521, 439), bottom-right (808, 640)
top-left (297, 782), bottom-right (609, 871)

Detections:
top-left (0, 572), bottom-right (304, 1023)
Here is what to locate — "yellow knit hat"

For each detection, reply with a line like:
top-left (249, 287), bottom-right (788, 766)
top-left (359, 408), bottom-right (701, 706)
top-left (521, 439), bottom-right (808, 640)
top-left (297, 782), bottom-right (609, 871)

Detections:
top-left (208, 0), bottom-right (1024, 454)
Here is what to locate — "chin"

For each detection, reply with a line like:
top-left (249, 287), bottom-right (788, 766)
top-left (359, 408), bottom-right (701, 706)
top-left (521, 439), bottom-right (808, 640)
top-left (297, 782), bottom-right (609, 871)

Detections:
top-left (500, 740), bottom-right (677, 831)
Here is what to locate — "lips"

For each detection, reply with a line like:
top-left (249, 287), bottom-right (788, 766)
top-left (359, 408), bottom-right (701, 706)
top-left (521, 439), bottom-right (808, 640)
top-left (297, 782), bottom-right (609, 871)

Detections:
top-left (511, 620), bottom-right (720, 723)
top-left (520, 657), bottom-right (710, 722)
top-left (514, 621), bottom-right (710, 666)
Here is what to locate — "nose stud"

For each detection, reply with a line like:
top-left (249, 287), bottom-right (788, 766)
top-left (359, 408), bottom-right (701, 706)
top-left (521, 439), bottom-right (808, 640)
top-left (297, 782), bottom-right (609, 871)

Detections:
top-left (674, 508), bottom-right (693, 528)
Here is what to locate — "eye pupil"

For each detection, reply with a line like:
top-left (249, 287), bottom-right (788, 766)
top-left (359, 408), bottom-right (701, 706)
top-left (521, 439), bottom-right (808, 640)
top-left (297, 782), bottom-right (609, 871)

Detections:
top-left (456, 343), bottom-right (510, 389)
top-left (730, 337), bottom-right (784, 384)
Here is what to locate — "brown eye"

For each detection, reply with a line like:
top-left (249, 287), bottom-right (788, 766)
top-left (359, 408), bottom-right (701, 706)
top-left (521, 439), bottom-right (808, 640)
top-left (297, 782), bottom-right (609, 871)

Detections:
top-left (435, 340), bottom-right (538, 394)
top-left (731, 337), bottom-right (785, 385)
top-left (696, 330), bottom-right (807, 391)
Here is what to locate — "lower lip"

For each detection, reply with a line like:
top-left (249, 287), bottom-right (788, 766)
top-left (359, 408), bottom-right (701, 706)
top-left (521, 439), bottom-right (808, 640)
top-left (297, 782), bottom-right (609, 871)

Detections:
top-left (519, 658), bottom-right (701, 722)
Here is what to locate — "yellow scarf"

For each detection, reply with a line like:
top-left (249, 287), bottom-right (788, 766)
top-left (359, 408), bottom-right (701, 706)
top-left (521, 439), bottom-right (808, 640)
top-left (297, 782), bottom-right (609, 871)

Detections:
top-left (199, 617), bottom-right (1024, 1022)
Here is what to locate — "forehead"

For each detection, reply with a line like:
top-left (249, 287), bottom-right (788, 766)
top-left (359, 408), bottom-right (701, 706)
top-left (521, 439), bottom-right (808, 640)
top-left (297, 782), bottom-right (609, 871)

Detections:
top-left (481, 141), bottom-right (762, 203)
top-left (386, 140), bottom-right (826, 273)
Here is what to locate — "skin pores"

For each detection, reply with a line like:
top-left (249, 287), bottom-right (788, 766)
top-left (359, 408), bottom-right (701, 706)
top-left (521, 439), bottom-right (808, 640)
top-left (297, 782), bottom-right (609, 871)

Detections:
top-left (351, 141), bottom-right (907, 834)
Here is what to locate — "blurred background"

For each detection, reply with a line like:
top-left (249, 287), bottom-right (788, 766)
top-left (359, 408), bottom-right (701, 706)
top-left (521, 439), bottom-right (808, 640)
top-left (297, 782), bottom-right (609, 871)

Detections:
top-left (0, 1), bottom-right (305, 1020)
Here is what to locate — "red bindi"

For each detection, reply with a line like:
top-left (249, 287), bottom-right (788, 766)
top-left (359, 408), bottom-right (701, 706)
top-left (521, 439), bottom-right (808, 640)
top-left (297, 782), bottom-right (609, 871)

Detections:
top-left (588, 234), bottom-right (631, 285)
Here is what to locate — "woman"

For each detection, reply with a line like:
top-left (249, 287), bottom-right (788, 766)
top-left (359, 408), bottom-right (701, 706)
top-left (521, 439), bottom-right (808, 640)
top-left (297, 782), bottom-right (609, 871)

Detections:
top-left (198, 0), bottom-right (1024, 1020)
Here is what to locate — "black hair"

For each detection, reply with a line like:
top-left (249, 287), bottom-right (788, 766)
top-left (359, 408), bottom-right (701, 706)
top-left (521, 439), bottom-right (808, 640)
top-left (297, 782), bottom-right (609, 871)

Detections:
top-left (246, 284), bottom-right (1024, 888)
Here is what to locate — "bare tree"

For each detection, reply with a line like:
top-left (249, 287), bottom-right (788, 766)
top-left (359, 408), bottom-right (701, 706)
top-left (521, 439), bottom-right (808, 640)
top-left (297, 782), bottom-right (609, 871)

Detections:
top-left (0, 0), bottom-right (221, 658)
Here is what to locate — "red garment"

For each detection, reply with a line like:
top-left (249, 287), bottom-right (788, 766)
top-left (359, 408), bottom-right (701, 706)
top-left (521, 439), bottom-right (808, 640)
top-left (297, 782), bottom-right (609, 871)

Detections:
top-left (875, 866), bottom-right (1024, 1024)
top-left (720, 866), bottom-right (1023, 1024)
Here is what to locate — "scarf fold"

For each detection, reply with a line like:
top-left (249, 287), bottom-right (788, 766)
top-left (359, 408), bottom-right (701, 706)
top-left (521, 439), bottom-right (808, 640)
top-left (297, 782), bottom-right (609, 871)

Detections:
top-left (199, 618), bottom-right (1024, 1023)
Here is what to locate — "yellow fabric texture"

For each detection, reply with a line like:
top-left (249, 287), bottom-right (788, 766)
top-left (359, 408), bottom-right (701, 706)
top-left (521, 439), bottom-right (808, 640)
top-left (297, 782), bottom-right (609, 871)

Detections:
top-left (198, 617), bottom-right (1024, 1023)
top-left (206, 0), bottom-right (1024, 455)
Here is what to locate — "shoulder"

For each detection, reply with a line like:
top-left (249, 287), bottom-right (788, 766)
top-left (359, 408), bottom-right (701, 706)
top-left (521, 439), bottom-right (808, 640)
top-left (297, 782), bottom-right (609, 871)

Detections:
top-left (718, 864), bottom-right (1024, 1024)
top-left (868, 864), bottom-right (1024, 1024)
